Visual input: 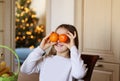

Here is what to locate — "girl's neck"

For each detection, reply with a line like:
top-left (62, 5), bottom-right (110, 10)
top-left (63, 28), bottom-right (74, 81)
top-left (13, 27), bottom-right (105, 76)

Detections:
top-left (56, 50), bottom-right (70, 58)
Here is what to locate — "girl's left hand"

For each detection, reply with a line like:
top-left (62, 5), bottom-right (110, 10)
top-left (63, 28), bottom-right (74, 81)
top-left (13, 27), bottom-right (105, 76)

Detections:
top-left (62, 31), bottom-right (76, 49)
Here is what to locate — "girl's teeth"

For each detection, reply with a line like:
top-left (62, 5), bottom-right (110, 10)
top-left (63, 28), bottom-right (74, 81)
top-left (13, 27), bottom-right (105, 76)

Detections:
top-left (57, 44), bottom-right (63, 47)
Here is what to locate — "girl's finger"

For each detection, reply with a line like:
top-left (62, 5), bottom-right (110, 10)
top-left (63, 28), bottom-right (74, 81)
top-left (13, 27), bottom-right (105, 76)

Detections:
top-left (51, 42), bottom-right (57, 46)
top-left (67, 31), bottom-right (76, 39)
top-left (67, 31), bottom-right (73, 36)
top-left (66, 32), bottom-right (72, 39)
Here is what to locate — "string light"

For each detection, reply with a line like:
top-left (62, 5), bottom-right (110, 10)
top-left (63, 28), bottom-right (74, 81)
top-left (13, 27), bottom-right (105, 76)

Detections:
top-left (24, 7), bottom-right (29, 13)
top-left (30, 23), bottom-right (33, 26)
top-left (15, 0), bottom-right (45, 48)
top-left (26, 31), bottom-right (32, 35)
top-left (29, 45), bottom-right (34, 49)
top-left (27, 0), bottom-right (31, 3)
top-left (30, 35), bottom-right (34, 39)
top-left (22, 19), bottom-right (25, 23)
top-left (20, 6), bottom-right (24, 9)
top-left (31, 15), bottom-right (36, 18)
top-left (23, 36), bottom-right (26, 39)
top-left (26, 23), bottom-right (29, 26)
top-left (25, 18), bottom-right (28, 22)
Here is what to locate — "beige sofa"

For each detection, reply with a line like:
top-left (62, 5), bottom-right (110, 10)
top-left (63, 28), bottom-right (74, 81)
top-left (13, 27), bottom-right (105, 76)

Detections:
top-left (17, 72), bottom-right (39, 81)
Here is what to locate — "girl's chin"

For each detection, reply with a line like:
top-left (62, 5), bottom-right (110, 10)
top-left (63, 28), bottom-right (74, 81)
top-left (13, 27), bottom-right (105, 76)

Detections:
top-left (54, 45), bottom-right (68, 53)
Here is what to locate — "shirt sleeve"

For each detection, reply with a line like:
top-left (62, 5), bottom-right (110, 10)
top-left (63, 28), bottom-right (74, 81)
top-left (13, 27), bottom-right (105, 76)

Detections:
top-left (20, 46), bottom-right (45, 74)
top-left (70, 46), bottom-right (87, 79)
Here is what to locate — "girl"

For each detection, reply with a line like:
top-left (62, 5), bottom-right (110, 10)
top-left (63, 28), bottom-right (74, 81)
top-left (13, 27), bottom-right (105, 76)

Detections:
top-left (20, 24), bottom-right (87, 81)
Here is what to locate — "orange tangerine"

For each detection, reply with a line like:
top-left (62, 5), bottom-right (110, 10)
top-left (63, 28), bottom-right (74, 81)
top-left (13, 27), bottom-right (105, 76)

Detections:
top-left (59, 34), bottom-right (68, 43)
top-left (49, 32), bottom-right (59, 42)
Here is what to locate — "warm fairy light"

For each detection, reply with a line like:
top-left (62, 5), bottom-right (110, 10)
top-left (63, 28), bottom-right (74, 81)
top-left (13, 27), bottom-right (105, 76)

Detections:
top-left (27, 0), bottom-right (31, 3)
top-left (26, 31), bottom-right (32, 35)
top-left (23, 27), bottom-right (25, 30)
top-left (21, 12), bottom-right (25, 16)
top-left (22, 19), bottom-right (25, 23)
top-left (25, 18), bottom-right (28, 22)
top-left (30, 35), bottom-right (34, 39)
top-left (31, 15), bottom-right (36, 18)
top-left (34, 25), bottom-right (44, 33)
top-left (29, 45), bottom-right (34, 49)
top-left (36, 26), bottom-right (41, 31)
top-left (24, 7), bottom-right (29, 13)
top-left (16, 36), bottom-right (19, 40)
top-left (18, 32), bottom-right (21, 35)
top-left (26, 23), bottom-right (29, 26)
top-left (16, 1), bottom-right (20, 9)
top-left (23, 36), bottom-right (26, 39)
top-left (41, 29), bottom-right (44, 32)
top-left (30, 23), bottom-right (33, 26)
top-left (20, 6), bottom-right (24, 9)
top-left (16, 14), bottom-right (20, 17)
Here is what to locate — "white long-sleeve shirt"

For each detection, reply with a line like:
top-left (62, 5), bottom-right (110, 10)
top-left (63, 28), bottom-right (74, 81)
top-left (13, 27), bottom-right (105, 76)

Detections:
top-left (20, 46), bottom-right (87, 81)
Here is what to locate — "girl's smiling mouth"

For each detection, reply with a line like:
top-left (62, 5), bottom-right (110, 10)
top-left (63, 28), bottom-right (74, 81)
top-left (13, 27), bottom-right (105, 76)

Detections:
top-left (55, 43), bottom-right (64, 47)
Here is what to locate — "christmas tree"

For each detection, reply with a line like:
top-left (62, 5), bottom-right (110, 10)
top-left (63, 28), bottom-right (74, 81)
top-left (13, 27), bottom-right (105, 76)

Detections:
top-left (15, 0), bottom-right (44, 48)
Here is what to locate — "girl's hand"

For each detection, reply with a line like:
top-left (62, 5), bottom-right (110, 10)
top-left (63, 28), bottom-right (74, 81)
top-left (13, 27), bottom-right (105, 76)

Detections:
top-left (39, 32), bottom-right (56, 50)
top-left (62, 31), bottom-right (76, 49)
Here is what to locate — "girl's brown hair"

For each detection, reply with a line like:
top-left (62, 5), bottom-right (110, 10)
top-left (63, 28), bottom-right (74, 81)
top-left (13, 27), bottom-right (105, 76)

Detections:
top-left (46, 24), bottom-right (79, 56)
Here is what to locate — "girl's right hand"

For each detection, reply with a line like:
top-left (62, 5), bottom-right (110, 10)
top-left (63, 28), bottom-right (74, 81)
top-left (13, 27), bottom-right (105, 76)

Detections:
top-left (39, 32), bottom-right (56, 50)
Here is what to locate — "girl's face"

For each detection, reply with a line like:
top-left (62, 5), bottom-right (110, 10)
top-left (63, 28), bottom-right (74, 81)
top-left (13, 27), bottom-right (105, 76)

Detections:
top-left (54, 27), bottom-right (69, 55)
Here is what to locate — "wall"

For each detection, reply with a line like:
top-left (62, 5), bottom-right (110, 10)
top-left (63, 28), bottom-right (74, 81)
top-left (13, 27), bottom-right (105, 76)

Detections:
top-left (46, 0), bottom-right (74, 32)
